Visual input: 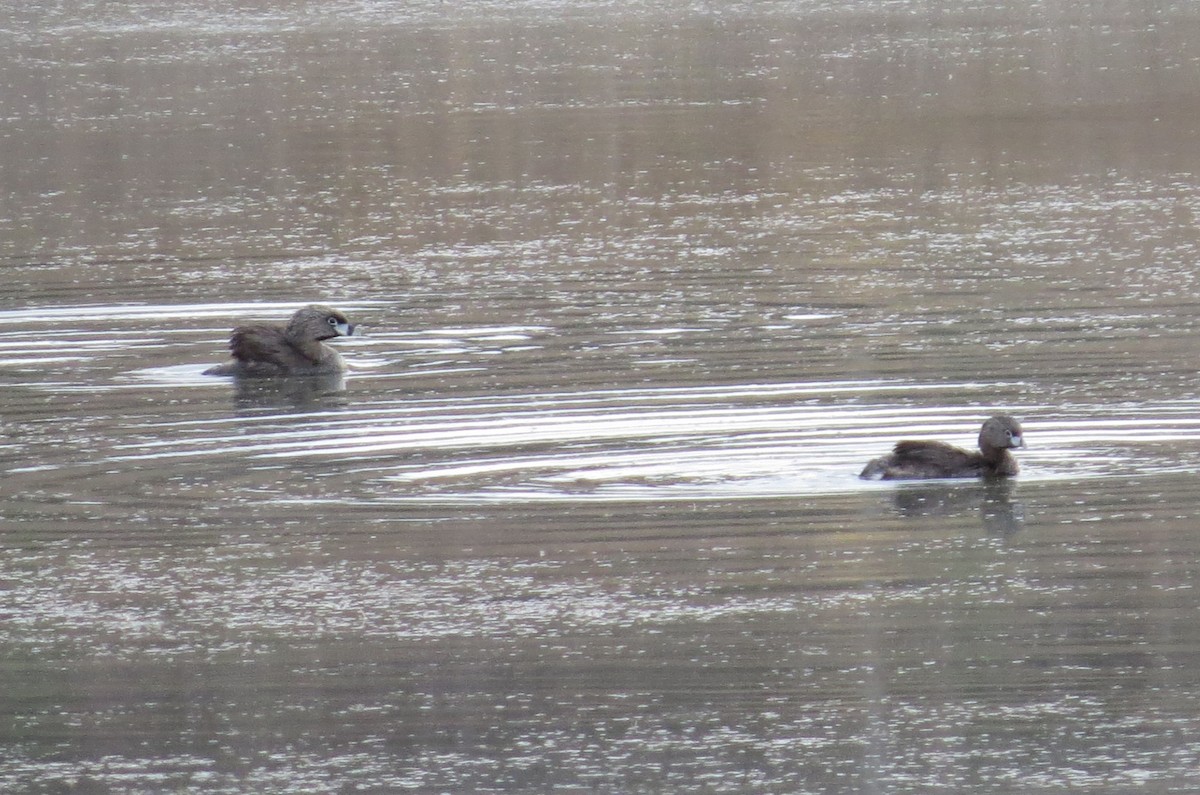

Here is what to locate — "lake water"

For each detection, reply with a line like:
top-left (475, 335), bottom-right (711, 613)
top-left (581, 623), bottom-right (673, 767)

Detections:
top-left (5, 1), bottom-right (1200, 792)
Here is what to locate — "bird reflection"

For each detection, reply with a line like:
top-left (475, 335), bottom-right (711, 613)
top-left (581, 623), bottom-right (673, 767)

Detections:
top-left (230, 372), bottom-right (349, 412)
top-left (889, 478), bottom-right (1025, 535)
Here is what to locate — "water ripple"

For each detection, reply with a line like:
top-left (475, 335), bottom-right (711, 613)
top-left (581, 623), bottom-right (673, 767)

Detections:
top-left (89, 380), bottom-right (1200, 505)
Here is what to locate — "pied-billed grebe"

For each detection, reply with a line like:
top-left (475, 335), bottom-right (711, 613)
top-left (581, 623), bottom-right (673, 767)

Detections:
top-left (203, 304), bottom-right (355, 377)
top-left (859, 415), bottom-right (1025, 480)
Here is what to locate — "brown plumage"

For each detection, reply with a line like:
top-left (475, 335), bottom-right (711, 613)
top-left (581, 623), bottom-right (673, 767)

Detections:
top-left (203, 304), bottom-right (355, 377)
top-left (859, 415), bottom-right (1025, 480)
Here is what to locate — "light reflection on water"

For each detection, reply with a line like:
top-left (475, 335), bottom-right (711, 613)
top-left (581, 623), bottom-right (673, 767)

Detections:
top-left (37, 354), bottom-right (1189, 506)
top-left (7, 0), bottom-right (1200, 792)
top-left (5, 296), bottom-right (1200, 793)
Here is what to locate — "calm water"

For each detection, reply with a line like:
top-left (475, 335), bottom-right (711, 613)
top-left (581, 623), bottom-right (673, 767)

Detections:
top-left (5, 1), bottom-right (1200, 792)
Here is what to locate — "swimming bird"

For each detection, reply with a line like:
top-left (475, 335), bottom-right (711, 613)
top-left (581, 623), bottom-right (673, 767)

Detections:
top-left (203, 304), bottom-right (355, 377)
top-left (859, 415), bottom-right (1025, 480)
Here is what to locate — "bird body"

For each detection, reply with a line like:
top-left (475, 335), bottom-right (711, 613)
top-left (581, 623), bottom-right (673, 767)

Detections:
top-left (204, 305), bottom-right (354, 377)
top-left (860, 415), bottom-right (1025, 480)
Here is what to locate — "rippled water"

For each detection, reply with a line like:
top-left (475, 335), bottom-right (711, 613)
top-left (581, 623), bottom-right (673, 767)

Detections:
top-left (5, 1), bottom-right (1200, 792)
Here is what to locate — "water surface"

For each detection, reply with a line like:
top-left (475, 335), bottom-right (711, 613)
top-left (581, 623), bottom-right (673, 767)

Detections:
top-left (4, 1), bottom-right (1200, 792)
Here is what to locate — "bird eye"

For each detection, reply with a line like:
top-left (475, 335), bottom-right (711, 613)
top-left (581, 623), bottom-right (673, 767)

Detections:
top-left (327, 317), bottom-right (338, 325)
top-left (1005, 430), bottom-right (1013, 438)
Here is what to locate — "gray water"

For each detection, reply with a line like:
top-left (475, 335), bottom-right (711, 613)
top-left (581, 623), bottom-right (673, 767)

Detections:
top-left (5, 1), bottom-right (1200, 792)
